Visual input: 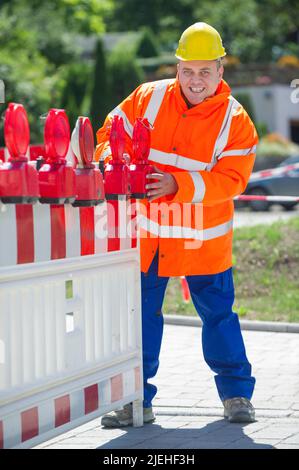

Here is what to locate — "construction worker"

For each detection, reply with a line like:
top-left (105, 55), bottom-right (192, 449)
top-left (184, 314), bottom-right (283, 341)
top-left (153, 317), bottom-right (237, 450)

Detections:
top-left (96, 22), bottom-right (257, 427)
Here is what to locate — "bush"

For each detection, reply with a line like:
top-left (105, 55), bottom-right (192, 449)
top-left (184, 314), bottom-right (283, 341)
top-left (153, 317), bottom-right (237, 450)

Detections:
top-left (277, 55), bottom-right (299, 68)
top-left (255, 122), bottom-right (268, 139)
top-left (257, 133), bottom-right (299, 157)
top-left (254, 133), bottom-right (299, 170)
top-left (136, 27), bottom-right (160, 58)
top-left (107, 44), bottom-right (145, 109)
top-left (234, 93), bottom-right (255, 122)
top-left (0, 3), bottom-right (71, 144)
top-left (61, 62), bottom-right (92, 131)
top-left (0, 49), bottom-right (64, 145)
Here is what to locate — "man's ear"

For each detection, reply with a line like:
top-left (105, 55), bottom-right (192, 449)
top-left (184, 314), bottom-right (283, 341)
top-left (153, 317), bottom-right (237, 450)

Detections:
top-left (218, 65), bottom-right (224, 82)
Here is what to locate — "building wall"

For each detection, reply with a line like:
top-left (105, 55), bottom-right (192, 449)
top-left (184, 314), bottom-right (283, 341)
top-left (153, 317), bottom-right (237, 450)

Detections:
top-left (231, 84), bottom-right (299, 140)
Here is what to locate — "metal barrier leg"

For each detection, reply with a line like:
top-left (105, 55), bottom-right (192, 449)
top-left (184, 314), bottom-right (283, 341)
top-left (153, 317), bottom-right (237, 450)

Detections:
top-left (132, 399), bottom-right (143, 427)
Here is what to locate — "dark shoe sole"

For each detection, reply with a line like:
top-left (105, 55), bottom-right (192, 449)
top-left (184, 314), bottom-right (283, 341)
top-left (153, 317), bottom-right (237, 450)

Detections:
top-left (101, 416), bottom-right (156, 428)
top-left (225, 412), bottom-right (255, 423)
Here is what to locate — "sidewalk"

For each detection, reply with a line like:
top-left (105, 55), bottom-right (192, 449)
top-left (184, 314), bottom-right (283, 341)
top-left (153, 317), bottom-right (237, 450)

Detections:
top-left (35, 324), bottom-right (299, 449)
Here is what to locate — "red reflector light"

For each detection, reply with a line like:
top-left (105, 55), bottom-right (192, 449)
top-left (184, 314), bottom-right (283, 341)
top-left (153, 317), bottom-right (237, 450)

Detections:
top-left (109, 115), bottom-right (125, 161)
top-left (79, 117), bottom-right (94, 165)
top-left (44, 109), bottom-right (70, 160)
top-left (132, 117), bottom-right (151, 162)
top-left (4, 103), bottom-right (30, 159)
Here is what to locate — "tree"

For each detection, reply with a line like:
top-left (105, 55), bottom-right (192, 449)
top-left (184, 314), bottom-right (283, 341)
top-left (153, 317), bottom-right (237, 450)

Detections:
top-left (107, 44), bottom-right (145, 109)
top-left (90, 38), bottom-right (110, 131)
top-left (61, 62), bottom-right (92, 130)
top-left (0, 4), bottom-right (64, 144)
top-left (0, 0), bottom-right (114, 142)
top-left (110, 0), bottom-right (163, 33)
top-left (194, 0), bottom-right (299, 62)
top-left (109, 0), bottom-right (195, 48)
top-left (108, 0), bottom-right (299, 61)
top-left (3, 0), bottom-right (114, 35)
top-left (136, 27), bottom-right (160, 58)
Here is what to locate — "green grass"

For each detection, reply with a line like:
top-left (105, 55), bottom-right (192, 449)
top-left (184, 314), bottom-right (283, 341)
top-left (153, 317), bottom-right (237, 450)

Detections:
top-left (164, 217), bottom-right (299, 323)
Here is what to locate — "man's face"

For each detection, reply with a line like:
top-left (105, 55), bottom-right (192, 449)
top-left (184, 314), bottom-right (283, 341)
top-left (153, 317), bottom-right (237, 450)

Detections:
top-left (177, 60), bottom-right (224, 106)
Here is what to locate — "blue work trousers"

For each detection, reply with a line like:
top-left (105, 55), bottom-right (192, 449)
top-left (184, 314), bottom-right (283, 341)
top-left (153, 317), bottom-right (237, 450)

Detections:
top-left (141, 253), bottom-right (255, 408)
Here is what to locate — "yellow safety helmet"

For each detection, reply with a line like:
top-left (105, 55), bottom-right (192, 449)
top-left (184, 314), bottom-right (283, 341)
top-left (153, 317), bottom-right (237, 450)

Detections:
top-left (175, 22), bottom-right (226, 61)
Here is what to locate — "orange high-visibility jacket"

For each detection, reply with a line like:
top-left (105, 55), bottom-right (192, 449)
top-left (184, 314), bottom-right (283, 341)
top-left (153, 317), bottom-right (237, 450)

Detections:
top-left (95, 78), bottom-right (258, 276)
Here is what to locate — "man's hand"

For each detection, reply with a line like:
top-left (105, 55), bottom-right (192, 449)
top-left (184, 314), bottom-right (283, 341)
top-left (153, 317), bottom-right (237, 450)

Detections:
top-left (145, 166), bottom-right (178, 202)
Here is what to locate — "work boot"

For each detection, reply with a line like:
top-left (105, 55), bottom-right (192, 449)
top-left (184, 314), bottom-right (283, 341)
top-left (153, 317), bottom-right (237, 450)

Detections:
top-left (223, 397), bottom-right (255, 423)
top-left (101, 403), bottom-right (155, 428)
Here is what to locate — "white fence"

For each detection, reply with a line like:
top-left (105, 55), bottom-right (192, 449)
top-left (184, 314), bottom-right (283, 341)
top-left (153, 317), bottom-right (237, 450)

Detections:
top-left (0, 199), bottom-right (143, 448)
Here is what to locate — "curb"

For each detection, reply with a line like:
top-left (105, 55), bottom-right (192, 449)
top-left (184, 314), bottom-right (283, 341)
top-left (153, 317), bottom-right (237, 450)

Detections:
top-left (154, 406), bottom-right (296, 419)
top-left (164, 314), bottom-right (299, 333)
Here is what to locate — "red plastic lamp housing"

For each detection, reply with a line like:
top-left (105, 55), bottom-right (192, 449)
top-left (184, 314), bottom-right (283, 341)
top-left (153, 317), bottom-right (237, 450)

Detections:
top-left (71, 116), bottom-right (104, 206)
top-left (129, 117), bottom-right (154, 198)
top-left (44, 109), bottom-right (70, 161)
top-left (132, 117), bottom-right (151, 163)
top-left (109, 115), bottom-right (126, 162)
top-left (0, 103), bottom-right (39, 203)
top-left (4, 103), bottom-right (30, 159)
top-left (71, 116), bottom-right (94, 167)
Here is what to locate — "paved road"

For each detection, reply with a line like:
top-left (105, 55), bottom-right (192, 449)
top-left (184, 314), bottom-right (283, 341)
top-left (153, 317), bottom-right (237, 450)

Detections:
top-left (234, 206), bottom-right (299, 228)
top-left (36, 324), bottom-right (299, 449)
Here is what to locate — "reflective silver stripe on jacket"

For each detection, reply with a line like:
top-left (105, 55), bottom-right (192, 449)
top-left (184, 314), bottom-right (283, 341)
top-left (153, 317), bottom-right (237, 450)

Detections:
top-left (149, 148), bottom-right (208, 171)
top-left (109, 106), bottom-right (133, 137)
top-left (189, 172), bottom-right (206, 203)
top-left (207, 96), bottom-right (241, 171)
top-left (143, 79), bottom-right (172, 126)
top-left (108, 80), bottom-right (171, 138)
top-left (218, 145), bottom-right (257, 159)
top-left (100, 146), bottom-right (112, 160)
top-left (138, 215), bottom-right (233, 240)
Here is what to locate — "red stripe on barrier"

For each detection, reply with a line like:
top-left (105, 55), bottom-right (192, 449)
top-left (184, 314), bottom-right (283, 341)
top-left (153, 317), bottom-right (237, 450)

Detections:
top-left (111, 374), bottom-right (123, 402)
top-left (80, 207), bottom-right (95, 255)
top-left (55, 395), bottom-right (70, 427)
top-left (21, 407), bottom-right (39, 442)
top-left (130, 198), bottom-right (137, 249)
top-left (50, 205), bottom-right (66, 260)
top-left (84, 384), bottom-right (99, 414)
top-left (16, 205), bottom-right (34, 264)
top-left (107, 199), bottom-right (120, 252)
top-left (0, 421), bottom-right (3, 449)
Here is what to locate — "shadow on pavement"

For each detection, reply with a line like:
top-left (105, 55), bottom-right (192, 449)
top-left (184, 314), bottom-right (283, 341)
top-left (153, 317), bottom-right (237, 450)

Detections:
top-left (96, 419), bottom-right (274, 450)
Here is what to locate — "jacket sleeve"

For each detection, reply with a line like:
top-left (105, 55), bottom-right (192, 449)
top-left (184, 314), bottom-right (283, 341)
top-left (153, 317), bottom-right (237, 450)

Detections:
top-left (170, 106), bottom-right (258, 205)
top-left (94, 84), bottom-right (145, 163)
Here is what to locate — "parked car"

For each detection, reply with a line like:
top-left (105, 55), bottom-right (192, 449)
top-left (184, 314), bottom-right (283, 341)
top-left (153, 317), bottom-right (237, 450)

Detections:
top-left (243, 160), bottom-right (299, 211)
top-left (278, 155), bottom-right (299, 167)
